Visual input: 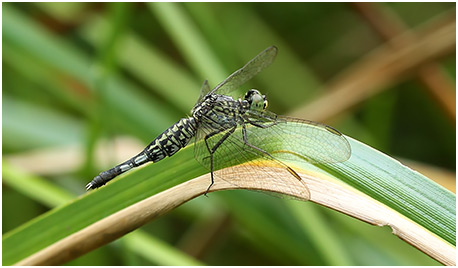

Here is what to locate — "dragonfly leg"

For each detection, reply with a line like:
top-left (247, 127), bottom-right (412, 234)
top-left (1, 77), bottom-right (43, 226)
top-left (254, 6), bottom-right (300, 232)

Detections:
top-left (241, 123), bottom-right (275, 158)
top-left (241, 123), bottom-right (304, 183)
top-left (203, 126), bottom-right (236, 196)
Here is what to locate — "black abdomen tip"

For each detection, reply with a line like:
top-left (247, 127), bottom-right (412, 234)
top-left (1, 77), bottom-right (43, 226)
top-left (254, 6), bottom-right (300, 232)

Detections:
top-left (85, 174), bottom-right (105, 190)
top-left (85, 169), bottom-right (118, 190)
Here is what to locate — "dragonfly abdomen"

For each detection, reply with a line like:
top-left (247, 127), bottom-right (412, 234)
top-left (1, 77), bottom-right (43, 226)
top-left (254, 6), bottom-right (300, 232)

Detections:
top-left (86, 117), bottom-right (196, 190)
top-left (144, 117), bottom-right (197, 161)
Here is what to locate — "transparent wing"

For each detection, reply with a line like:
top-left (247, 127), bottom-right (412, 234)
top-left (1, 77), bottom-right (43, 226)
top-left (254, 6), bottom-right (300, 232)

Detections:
top-left (197, 80), bottom-right (211, 104)
top-left (242, 110), bottom-right (351, 164)
top-left (193, 110), bottom-right (351, 198)
top-left (204, 46), bottom-right (278, 98)
top-left (194, 120), bottom-right (310, 199)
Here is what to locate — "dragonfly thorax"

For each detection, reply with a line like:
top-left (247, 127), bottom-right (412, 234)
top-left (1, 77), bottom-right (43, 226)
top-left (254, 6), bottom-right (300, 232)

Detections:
top-left (191, 94), bottom-right (218, 118)
top-left (191, 93), bottom-right (243, 132)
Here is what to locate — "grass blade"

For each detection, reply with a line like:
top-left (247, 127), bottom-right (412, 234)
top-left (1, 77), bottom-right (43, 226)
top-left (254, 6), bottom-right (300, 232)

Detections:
top-left (3, 136), bottom-right (454, 265)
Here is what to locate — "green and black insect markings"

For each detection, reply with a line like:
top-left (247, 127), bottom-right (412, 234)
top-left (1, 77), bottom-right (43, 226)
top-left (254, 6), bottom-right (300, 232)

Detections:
top-left (86, 46), bottom-right (351, 196)
top-left (86, 117), bottom-right (197, 190)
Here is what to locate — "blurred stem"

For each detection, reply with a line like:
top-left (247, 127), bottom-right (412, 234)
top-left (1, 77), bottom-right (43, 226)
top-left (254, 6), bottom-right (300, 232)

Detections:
top-left (147, 2), bottom-right (228, 82)
top-left (362, 90), bottom-right (398, 152)
top-left (123, 231), bottom-right (204, 265)
top-left (290, 12), bottom-right (455, 123)
top-left (351, 3), bottom-right (456, 122)
top-left (98, 2), bottom-right (131, 74)
top-left (84, 3), bottom-right (132, 177)
top-left (286, 201), bottom-right (353, 265)
top-left (3, 162), bottom-right (74, 207)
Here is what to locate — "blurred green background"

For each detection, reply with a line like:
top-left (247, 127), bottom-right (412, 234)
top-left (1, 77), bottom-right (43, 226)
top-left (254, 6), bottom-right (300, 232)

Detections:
top-left (3, 2), bottom-right (455, 265)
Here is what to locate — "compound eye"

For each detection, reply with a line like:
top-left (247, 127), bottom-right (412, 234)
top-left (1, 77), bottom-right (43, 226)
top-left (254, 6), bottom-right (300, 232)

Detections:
top-left (244, 90), bottom-right (253, 101)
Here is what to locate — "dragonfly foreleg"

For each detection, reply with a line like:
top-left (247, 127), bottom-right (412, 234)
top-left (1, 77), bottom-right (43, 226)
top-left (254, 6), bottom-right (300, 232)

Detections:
top-left (203, 126), bottom-right (237, 196)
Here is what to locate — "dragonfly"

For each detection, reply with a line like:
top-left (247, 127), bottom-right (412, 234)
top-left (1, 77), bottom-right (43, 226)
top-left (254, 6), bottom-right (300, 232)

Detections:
top-left (86, 46), bottom-right (351, 198)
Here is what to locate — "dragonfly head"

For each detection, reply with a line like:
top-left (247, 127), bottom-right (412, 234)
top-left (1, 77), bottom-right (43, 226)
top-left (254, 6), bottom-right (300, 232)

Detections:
top-left (244, 89), bottom-right (268, 111)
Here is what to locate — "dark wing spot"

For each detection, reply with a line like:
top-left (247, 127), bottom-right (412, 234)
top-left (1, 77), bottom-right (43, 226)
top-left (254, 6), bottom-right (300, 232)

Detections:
top-left (286, 166), bottom-right (302, 181)
top-left (325, 125), bottom-right (342, 136)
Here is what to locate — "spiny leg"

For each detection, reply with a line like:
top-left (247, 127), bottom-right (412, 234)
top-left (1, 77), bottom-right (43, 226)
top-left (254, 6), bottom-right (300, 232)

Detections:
top-left (203, 126), bottom-right (236, 196)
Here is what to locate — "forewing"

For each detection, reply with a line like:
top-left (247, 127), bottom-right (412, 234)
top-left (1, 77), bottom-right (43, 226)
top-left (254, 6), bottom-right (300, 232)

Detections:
top-left (208, 46), bottom-right (278, 97)
top-left (244, 110), bottom-right (352, 164)
top-left (197, 80), bottom-right (211, 104)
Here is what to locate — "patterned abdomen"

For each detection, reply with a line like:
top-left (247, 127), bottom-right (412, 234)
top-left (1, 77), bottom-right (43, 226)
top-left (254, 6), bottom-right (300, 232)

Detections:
top-left (145, 117), bottom-right (197, 161)
top-left (86, 117), bottom-right (197, 189)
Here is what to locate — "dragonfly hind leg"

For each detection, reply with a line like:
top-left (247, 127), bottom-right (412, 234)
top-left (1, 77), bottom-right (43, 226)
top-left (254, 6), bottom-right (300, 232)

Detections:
top-left (203, 126), bottom-right (236, 196)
